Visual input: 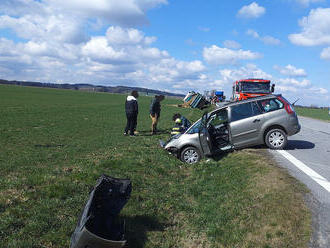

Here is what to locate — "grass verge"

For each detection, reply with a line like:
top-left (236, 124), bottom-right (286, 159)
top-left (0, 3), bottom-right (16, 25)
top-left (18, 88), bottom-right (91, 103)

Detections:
top-left (0, 85), bottom-right (311, 247)
top-left (295, 106), bottom-right (330, 121)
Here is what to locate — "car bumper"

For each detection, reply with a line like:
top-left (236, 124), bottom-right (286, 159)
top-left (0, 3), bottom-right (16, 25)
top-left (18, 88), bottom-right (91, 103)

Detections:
top-left (159, 139), bottom-right (166, 148)
top-left (287, 123), bottom-right (300, 136)
top-left (159, 140), bottom-right (179, 156)
top-left (296, 124), bottom-right (301, 133)
top-left (295, 123), bottom-right (301, 134)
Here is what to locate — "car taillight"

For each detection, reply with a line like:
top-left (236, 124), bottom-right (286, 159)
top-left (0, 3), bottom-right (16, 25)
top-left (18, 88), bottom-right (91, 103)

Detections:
top-left (285, 104), bottom-right (294, 114)
top-left (278, 96), bottom-right (294, 114)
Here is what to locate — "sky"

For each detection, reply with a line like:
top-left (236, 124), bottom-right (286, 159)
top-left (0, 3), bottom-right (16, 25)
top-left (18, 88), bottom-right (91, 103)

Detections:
top-left (0, 0), bottom-right (329, 106)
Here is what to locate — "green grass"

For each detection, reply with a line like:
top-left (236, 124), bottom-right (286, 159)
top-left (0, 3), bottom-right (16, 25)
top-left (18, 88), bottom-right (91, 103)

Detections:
top-left (295, 106), bottom-right (330, 121)
top-left (0, 85), bottom-right (311, 247)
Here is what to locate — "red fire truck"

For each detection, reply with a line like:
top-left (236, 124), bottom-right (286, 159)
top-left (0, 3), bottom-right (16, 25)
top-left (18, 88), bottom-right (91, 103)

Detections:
top-left (231, 79), bottom-right (275, 101)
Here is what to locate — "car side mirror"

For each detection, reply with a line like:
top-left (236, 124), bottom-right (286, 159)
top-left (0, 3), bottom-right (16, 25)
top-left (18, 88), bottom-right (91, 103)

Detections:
top-left (271, 84), bottom-right (275, 93)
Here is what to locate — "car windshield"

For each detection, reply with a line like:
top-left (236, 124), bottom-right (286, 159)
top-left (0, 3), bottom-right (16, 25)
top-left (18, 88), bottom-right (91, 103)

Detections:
top-left (186, 119), bottom-right (202, 134)
top-left (240, 82), bottom-right (270, 93)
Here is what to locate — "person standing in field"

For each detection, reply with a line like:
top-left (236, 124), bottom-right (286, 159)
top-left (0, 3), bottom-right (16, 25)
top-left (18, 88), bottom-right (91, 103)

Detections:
top-left (149, 95), bottom-right (165, 135)
top-left (124, 90), bottom-right (139, 136)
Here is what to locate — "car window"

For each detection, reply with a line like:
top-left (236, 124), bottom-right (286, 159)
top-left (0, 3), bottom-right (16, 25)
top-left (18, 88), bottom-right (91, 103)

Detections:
top-left (230, 102), bottom-right (258, 122)
top-left (186, 119), bottom-right (201, 134)
top-left (251, 101), bottom-right (262, 115)
top-left (258, 98), bottom-right (284, 113)
top-left (208, 109), bottom-right (228, 127)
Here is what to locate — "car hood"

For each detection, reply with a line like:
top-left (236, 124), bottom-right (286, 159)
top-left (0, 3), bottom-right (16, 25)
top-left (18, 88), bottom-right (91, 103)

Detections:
top-left (160, 134), bottom-right (182, 149)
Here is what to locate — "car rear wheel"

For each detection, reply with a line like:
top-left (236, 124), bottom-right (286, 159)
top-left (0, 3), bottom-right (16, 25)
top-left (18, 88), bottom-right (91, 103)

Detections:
top-left (265, 129), bottom-right (287, 149)
top-left (180, 147), bottom-right (201, 164)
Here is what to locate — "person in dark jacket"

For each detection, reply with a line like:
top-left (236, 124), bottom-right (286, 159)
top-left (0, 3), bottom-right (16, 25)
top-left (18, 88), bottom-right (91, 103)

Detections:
top-left (124, 91), bottom-right (139, 136)
top-left (172, 113), bottom-right (191, 131)
top-left (149, 95), bottom-right (164, 134)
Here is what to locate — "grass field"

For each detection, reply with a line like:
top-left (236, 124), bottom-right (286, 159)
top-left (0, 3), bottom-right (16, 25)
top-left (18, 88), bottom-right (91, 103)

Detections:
top-left (0, 85), bottom-right (311, 248)
top-left (295, 106), bottom-right (330, 121)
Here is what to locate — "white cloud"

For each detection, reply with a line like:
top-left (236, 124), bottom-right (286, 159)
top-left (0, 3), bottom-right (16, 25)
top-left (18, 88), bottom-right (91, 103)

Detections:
top-left (289, 8), bottom-right (330, 46)
top-left (309, 87), bottom-right (328, 94)
top-left (82, 37), bottom-right (129, 64)
top-left (0, 0), bottom-right (168, 34)
top-left (223, 40), bottom-right (241, 49)
top-left (277, 85), bottom-right (327, 96)
top-left (172, 74), bottom-right (211, 91)
top-left (320, 47), bottom-right (330, 59)
top-left (0, 0), bottom-right (211, 92)
top-left (22, 41), bottom-right (79, 61)
top-left (106, 26), bottom-right (156, 46)
top-left (261, 36), bottom-right (281, 46)
top-left (45, 0), bottom-right (168, 26)
top-left (278, 78), bottom-right (311, 87)
top-left (246, 29), bottom-right (281, 45)
top-left (295, 0), bottom-right (324, 7)
top-left (246, 29), bottom-right (259, 39)
top-left (218, 64), bottom-right (272, 83)
top-left (207, 79), bottom-right (227, 88)
top-left (0, 21), bottom-right (206, 91)
top-left (0, 38), bottom-right (17, 57)
top-left (0, 0), bottom-right (45, 16)
top-left (0, 14), bottom-right (89, 44)
top-left (271, 79), bottom-right (327, 108)
top-left (237, 2), bottom-right (266, 19)
top-left (274, 64), bottom-right (307, 77)
top-left (81, 27), bottom-right (168, 65)
top-left (146, 58), bottom-right (207, 92)
top-left (148, 58), bottom-right (205, 83)
top-left (276, 85), bottom-right (300, 93)
top-left (203, 45), bottom-right (262, 65)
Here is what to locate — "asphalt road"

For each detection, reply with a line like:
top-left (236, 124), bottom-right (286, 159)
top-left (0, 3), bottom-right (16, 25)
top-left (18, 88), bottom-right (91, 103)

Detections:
top-left (269, 116), bottom-right (330, 248)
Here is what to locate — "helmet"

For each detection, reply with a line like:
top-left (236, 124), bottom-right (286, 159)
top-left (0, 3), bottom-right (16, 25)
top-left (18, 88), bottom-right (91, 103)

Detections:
top-left (175, 118), bottom-right (182, 124)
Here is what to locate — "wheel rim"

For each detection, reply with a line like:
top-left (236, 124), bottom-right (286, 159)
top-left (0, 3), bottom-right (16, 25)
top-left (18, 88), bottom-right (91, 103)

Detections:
top-left (269, 131), bottom-right (285, 148)
top-left (183, 149), bottom-right (199, 163)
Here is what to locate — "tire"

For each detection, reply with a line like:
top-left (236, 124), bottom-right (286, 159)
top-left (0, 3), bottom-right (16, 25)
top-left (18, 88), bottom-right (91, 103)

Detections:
top-left (265, 129), bottom-right (287, 150)
top-left (180, 146), bottom-right (201, 164)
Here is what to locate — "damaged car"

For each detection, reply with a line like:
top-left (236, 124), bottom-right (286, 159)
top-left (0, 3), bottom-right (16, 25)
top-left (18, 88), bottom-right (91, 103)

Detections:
top-left (160, 94), bottom-right (300, 164)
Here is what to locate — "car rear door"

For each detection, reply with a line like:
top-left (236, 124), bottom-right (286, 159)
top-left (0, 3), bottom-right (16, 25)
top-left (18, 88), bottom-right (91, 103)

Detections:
top-left (229, 101), bottom-right (264, 148)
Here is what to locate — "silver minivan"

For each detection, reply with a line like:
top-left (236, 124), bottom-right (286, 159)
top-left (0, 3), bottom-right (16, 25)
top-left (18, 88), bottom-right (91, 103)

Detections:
top-left (161, 94), bottom-right (301, 164)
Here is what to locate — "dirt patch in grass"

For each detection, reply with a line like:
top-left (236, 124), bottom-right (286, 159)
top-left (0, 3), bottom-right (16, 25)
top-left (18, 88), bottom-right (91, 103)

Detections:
top-left (0, 188), bottom-right (29, 205)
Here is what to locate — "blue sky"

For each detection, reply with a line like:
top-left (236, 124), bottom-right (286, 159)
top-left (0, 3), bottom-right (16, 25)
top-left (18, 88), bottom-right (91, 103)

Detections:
top-left (0, 0), bottom-right (329, 106)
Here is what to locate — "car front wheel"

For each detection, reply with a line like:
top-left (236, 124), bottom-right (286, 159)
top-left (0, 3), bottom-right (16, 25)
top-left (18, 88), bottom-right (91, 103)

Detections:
top-left (265, 129), bottom-right (287, 149)
top-left (180, 147), bottom-right (201, 164)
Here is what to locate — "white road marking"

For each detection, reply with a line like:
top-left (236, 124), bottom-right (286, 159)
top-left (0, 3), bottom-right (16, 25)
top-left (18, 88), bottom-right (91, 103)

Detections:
top-left (277, 150), bottom-right (330, 193)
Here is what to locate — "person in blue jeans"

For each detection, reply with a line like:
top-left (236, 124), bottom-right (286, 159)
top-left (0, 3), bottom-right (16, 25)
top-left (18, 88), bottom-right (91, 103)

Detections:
top-left (124, 91), bottom-right (139, 136)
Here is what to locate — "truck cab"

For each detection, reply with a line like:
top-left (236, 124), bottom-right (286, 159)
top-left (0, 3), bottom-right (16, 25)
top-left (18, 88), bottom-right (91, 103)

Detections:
top-left (232, 79), bottom-right (275, 101)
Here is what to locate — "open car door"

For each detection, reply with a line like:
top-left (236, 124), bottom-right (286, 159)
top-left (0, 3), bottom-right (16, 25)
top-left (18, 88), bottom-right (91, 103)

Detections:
top-left (207, 108), bottom-right (234, 153)
top-left (198, 112), bottom-right (213, 156)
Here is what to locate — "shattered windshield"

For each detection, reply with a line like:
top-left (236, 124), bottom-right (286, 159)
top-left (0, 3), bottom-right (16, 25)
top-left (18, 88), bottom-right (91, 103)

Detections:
top-left (240, 82), bottom-right (270, 94)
